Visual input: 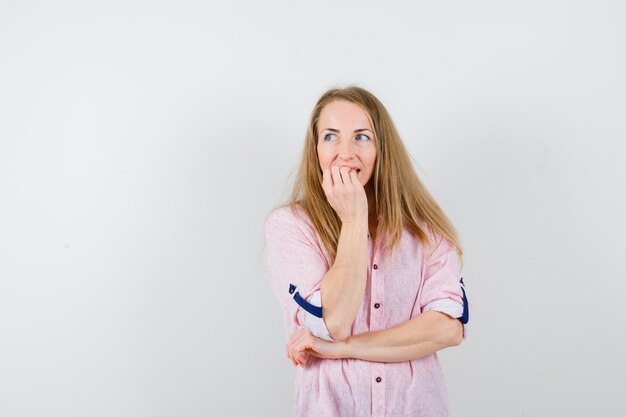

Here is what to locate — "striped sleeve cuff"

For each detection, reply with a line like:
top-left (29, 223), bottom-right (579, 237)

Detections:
top-left (303, 290), bottom-right (335, 342)
top-left (422, 299), bottom-right (469, 340)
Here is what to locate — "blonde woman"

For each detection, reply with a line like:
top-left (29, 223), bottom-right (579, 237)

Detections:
top-left (264, 86), bottom-right (470, 417)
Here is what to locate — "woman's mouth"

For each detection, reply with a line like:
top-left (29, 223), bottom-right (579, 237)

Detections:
top-left (338, 166), bottom-right (361, 173)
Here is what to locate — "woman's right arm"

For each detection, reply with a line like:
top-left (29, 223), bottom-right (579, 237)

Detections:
top-left (317, 165), bottom-right (369, 341)
top-left (319, 216), bottom-right (368, 341)
top-left (265, 166), bottom-right (368, 343)
top-left (264, 207), bottom-right (367, 343)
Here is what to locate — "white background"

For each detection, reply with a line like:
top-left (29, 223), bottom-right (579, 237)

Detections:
top-left (1, 1), bottom-right (625, 416)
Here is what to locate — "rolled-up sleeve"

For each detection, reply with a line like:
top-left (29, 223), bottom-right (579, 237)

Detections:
top-left (264, 208), bottom-right (335, 341)
top-left (420, 229), bottom-right (470, 339)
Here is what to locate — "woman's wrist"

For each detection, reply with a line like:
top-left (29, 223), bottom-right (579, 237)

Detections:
top-left (340, 215), bottom-right (368, 226)
top-left (339, 336), bottom-right (358, 360)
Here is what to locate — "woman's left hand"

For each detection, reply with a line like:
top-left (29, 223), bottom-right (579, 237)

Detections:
top-left (286, 327), bottom-right (345, 367)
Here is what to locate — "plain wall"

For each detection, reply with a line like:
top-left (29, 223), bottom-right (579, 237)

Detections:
top-left (1, 1), bottom-right (625, 416)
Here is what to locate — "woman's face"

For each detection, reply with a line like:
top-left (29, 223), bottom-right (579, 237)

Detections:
top-left (316, 100), bottom-right (377, 187)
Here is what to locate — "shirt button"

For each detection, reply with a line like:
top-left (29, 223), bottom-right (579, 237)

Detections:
top-left (373, 264), bottom-right (378, 270)
top-left (374, 303), bottom-right (380, 309)
top-left (375, 376), bottom-right (382, 383)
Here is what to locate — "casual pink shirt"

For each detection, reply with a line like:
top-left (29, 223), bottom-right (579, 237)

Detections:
top-left (264, 205), bottom-right (469, 417)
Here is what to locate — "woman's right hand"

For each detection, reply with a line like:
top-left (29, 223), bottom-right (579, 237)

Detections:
top-left (286, 327), bottom-right (345, 367)
top-left (321, 166), bottom-right (369, 223)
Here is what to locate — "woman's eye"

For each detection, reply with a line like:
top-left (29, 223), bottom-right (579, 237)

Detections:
top-left (323, 133), bottom-right (336, 141)
top-left (356, 134), bottom-right (370, 141)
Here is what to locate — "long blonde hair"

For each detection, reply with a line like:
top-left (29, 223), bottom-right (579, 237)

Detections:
top-left (272, 86), bottom-right (462, 268)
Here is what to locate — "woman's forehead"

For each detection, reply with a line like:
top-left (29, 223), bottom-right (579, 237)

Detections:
top-left (319, 100), bottom-right (372, 130)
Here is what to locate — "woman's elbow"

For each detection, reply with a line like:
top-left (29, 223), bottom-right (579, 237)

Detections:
top-left (433, 312), bottom-right (464, 347)
top-left (447, 319), bottom-right (464, 347)
top-left (326, 321), bottom-right (351, 342)
top-left (328, 328), bottom-right (350, 342)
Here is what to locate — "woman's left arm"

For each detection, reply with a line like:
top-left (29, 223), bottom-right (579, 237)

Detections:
top-left (288, 310), bottom-right (463, 366)
top-left (288, 228), bottom-right (469, 366)
top-left (341, 310), bottom-right (463, 362)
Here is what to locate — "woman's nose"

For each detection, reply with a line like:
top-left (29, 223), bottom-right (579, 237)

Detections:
top-left (338, 139), bottom-right (357, 159)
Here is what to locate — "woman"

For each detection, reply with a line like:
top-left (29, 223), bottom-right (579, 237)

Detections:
top-left (264, 86), bottom-right (470, 417)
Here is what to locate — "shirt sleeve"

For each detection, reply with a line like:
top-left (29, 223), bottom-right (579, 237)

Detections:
top-left (420, 228), bottom-right (471, 340)
top-left (303, 290), bottom-right (334, 341)
top-left (264, 208), bottom-right (335, 341)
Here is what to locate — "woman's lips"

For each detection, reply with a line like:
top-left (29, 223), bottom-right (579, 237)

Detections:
top-left (337, 165), bottom-right (361, 173)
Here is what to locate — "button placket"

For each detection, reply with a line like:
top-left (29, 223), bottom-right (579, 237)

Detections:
top-left (370, 237), bottom-right (385, 417)
top-left (370, 255), bottom-right (384, 332)
top-left (372, 362), bottom-right (386, 417)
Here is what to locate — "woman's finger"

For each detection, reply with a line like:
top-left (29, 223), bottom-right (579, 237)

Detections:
top-left (298, 349), bottom-right (310, 367)
top-left (331, 165), bottom-right (343, 186)
top-left (289, 328), bottom-right (310, 366)
top-left (293, 334), bottom-right (315, 366)
top-left (297, 350), bottom-right (308, 367)
top-left (339, 166), bottom-right (351, 185)
top-left (289, 334), bottom-right (306, 366)
top-left (286, 328), bottom-right (306, 366)
top-left (348, 168), bottom-right (360, 187)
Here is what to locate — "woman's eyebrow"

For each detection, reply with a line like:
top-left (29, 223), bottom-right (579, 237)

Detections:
top-left (322, 128), bottom-right (372, 133)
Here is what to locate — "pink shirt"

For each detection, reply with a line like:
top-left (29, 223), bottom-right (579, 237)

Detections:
top-left (264, 205), bottom-right (469, 417)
